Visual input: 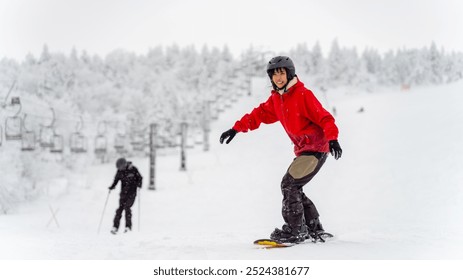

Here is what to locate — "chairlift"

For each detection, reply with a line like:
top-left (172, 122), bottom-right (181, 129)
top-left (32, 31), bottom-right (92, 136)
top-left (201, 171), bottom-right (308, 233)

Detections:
top-left (217, 106), bottom-right (225, 113)
top-left (154, 135), bottom-right (167, 149)
top-left (70, 117), bottom-right (87, 153)
top-left (194, 132), bottom-right (204, 146)
top-left (94, 135), bottom-right (107, 154)
top-left (113, 122), bottom-right (127, 152)
top-left (39, 126), bottom-right (54, 148)
top-left (94, 121), bottom-right (107, 154)
top-left (4, 97), bottom-right (23, 141)
top-left (39, 107), bottom-right (56, 148)
top-left (5, 116), bottom-right (23, 140)
top-left (210, 108), bottom-right (219, 120)
top-left (21, 131), bottom-right (36, 151)
top-left (70, 132), bottom-right (87, 153)
top-left (130, 131), bottom-right (146, 151)
top-left (167, 139), bottom-right (179, 148)
top-left (186, 142), bottom-right (195, 150)
top-left (50, 134), bottom-right (64, 153)
top-left (11, 97), bottom-right (20, 105)
top-left (114, 133), bottom-right (126, 151)
top-left (21, 114), bottom-right (36, 151)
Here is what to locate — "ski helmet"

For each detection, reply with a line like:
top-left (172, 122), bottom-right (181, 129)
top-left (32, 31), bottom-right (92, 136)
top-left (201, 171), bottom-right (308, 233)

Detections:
top-left (266, 56), bottom-right (296, 81)
top-left (116, 157), bottom-right (127, 170)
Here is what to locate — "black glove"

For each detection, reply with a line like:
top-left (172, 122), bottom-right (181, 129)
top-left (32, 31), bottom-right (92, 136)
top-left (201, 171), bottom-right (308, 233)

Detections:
top-left (219, 129), bottom-right (237, 144)
top-left (108, 186), bottom-right (115, 190)
top-left (329, 140), bottom-right (342, 160)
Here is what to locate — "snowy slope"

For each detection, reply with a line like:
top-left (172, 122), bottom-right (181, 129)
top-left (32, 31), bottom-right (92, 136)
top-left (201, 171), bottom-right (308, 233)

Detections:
top-left (1, 79), bottom-right (463, 260)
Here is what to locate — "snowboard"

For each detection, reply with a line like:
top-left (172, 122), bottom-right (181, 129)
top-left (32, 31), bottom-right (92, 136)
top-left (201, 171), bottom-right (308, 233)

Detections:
top-left (254, 233), bottom-right (334, 249)
top-left (253, 239), bottom-right (294, 248)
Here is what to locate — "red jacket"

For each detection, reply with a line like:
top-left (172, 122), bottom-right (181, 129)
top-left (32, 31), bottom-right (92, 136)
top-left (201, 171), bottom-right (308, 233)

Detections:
top-left (232, 79), bottom-right (339, 156)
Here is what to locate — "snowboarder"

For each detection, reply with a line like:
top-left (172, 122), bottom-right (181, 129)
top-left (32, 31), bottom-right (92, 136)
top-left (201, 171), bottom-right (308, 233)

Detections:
top-left (108, 157), bottom-right (143, 234)
top-left (220, 56), bottom-right (342, 243)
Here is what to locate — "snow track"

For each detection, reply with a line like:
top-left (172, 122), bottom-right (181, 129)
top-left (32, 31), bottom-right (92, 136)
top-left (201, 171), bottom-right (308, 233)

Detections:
top-left (2, 80), bottom-right (463, 259)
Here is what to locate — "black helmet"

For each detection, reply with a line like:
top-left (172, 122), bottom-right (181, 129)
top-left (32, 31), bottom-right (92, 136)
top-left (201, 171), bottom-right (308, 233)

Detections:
top-left (116, 157), bottom-right (127, 170)
top-left (266, 56), bottom-right (296, 80)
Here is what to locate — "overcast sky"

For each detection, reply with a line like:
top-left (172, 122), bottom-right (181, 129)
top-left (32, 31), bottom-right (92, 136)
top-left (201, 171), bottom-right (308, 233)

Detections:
top-left (1, 0), bottom-right (462, 61)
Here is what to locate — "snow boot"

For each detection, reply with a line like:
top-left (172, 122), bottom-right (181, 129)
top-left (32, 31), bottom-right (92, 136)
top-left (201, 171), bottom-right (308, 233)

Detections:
top-left (306, 218), bottom-right (333, 242)
top-left (110, 227), bottom-right (118, 235)
top-left (270, 223), bottom-right (308, 243)
top-left (124, 227), bottom-right (131, 233)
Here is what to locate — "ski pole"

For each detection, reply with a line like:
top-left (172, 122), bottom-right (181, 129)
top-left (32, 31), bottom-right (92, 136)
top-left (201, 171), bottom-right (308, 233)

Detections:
top-left (138, 188), bottom-right (141, 232)
top-left (97, 190), bottom-right (111, 234)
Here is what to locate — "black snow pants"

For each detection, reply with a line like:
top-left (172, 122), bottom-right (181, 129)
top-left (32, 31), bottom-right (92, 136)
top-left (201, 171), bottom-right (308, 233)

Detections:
top-left (280, 152), bottom-right (328, 230)
top-left (113, 190), bottom-right (137, 229)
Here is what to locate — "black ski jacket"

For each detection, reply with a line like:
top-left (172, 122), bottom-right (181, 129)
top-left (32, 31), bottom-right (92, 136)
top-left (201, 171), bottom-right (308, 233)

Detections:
top-left (109, 162), bottom-right (143, 194)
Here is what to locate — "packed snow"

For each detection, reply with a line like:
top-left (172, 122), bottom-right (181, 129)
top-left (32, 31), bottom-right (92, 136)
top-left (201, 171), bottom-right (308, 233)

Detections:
top-left (1, 77), bottom-right (463, 260)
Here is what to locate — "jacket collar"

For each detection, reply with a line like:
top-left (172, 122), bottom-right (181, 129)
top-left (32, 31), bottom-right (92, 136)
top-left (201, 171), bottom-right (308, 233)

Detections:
top-left (275, 77), bottom-right (299, 95)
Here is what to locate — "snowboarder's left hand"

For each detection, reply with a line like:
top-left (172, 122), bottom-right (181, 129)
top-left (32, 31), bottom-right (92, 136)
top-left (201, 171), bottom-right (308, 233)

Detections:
top-left (329, 140), bottom-right (342, 160)
top-left (220, 129), bottom-right (237, 144)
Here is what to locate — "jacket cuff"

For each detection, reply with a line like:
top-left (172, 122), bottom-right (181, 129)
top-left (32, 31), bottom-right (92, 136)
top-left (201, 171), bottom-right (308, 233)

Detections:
top-left (232, 122), bottom-right (245, 133)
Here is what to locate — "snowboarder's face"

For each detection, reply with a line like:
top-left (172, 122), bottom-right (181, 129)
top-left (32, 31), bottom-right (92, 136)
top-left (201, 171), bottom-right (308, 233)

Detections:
top-left (272, 68), bottom-right (288, 89)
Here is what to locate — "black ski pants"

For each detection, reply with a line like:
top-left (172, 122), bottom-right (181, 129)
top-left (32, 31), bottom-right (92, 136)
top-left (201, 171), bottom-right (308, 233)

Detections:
top-left (280, 152), bottom-right (328, 230)
top-left (113, 191), bottom-right (137, 229)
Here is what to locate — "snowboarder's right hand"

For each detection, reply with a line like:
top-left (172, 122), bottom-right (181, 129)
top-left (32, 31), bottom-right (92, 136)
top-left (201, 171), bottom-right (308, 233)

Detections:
top-left (220, 129), bottom-right (237, 144)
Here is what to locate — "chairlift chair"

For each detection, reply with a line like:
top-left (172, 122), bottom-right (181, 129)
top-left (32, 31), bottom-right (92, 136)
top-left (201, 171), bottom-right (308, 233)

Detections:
top-left (40, 107), bottom-right (57, 148)
top-left (50, 134), bottom-right (64, 153)
top-left (217, 105), bottom-right (225, 113)
top-left (154, 135), bottom-right (167, 149)
top-left (194, 132), bottom-right (204, 145)
top-left (21, 131), bottom-right (36, 151)
top-left (4, 96), bottom-right (23, 141)
top-left (94, 121), bottom-right (107, 154)
top-left (70, 132), bottom-right (87, 153)
top-left (185, 136), bottom-right (195, 149)
top-left (11, 97), bottom-right (20, 105)
top-left (20, 114), bottom-right (36, 151)
top-left (39, 126), bottom-right (54, 148)
top-left (70, 117), bottom-right (87, 153)
top-left (5, 116), bottom-right (23, 141)
top-left (167, 139), bottom-right (179, 148)
top-left (94, 134), bottom-right (107, 154)
top-left (130, 132), bottom-right (145, 151)
top-left (114, 133), bottom-right (126, 151)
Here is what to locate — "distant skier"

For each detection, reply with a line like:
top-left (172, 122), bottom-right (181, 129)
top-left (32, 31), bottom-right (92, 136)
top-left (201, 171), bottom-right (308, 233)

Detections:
top-left (219, 56), bottom-right (342, 243)
top-left (108, 158), bottom-right (143, 234)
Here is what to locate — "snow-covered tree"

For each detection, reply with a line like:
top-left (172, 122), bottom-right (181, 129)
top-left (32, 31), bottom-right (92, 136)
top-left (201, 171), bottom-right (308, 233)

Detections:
top-left (310, 42), bottom-right (325, 77)
top-left (1, 41), bottom-right (463, 210)
top-left (327, 39), bottom-right (347, 87)
top-left (427, 42), bottom-right (444, 84)
top-left (290, 43), bottom-right (312, 75)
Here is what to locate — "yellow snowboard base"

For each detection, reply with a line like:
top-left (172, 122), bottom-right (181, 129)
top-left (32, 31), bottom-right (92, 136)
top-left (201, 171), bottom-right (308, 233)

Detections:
top-left (253, 239), bottom-right (294, 248)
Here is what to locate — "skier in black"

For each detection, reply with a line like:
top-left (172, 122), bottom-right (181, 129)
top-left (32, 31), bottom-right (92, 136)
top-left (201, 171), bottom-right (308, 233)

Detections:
top-left (109, 158), bottom-right (143, 234)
